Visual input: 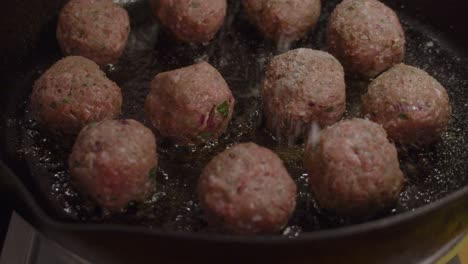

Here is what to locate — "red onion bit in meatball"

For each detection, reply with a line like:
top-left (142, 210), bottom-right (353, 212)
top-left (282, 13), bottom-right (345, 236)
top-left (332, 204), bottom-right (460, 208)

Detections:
top-left (69, 119), bottom-right (158, 210)
top-left (262, 48), bottom-right (346, 144)
top-left (326, 0), bottom-right (405, 77)
top-left (30, 56), bottom-right (122, 135)
top-left (198, 142), bottom-right (297, 234)
top-left (145, 62), bottom-right (235, 145)
top-left (362, 64), bottom-right (452, 146)
top-left (304, 118), bottom-right (405, 215)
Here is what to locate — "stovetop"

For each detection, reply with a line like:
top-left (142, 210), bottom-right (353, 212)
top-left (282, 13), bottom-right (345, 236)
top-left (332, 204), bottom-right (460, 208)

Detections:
top-left (0, 212), bottom-right (466, 264)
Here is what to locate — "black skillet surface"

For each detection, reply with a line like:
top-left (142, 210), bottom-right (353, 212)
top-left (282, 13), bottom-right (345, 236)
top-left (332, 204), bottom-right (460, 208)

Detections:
top-left (0, 0), bottom-right (467, 263)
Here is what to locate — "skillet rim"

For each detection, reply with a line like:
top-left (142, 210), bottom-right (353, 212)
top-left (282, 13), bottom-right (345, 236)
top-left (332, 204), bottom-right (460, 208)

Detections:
top-left (1, 159), bottom-right (466, 244)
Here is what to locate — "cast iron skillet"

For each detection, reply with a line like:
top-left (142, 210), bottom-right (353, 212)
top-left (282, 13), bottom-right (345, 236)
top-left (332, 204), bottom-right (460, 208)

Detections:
top-left (0, 0), bottom-right (467, 263)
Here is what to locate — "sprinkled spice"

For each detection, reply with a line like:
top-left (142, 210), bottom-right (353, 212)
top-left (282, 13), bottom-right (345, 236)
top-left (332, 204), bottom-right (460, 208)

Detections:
top-left (62, 97), bottom-right (71, 104)
top-left (148, 166), bottom-right (157, 181)
top-left (50, 101), bottom-right (58, 109)
top-left (199, 131), bottom-right (212, 140)
top-left (216, 100), bottom-right (230, 118)
top-left (71, 160), bottom-right (81, 168)
top-left (399, 113), bottom-right (409, 120)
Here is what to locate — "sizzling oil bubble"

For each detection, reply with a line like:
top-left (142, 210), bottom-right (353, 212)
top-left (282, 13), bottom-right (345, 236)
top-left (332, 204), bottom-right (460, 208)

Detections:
top-left (114, 0), bottom-right (138, 3)
top-left (105, 63), bottom-right (116, 73)
top-left (306, 122), bottom-right (321, 151)
top-left (276, 36), bottom-right (293, 54)
top-left (8, 0), bottom-right (468, 236)
top-left (282, 225), bottom-right (302, 238)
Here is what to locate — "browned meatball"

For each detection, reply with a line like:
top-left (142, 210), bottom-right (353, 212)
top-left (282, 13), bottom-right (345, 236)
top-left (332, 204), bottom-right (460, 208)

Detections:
top-left (362, 64), bottom-right (452, 146)
top-left (198, 142), bottom-right (297, 234)
top-left (145, 62), bottom-right (235, 145)
top-left (151, 0), bottom-right (227, 43)
top-left (57, 0), bottom-right (130, 65)
top-left (243, 0), bottom-right (321, 43)
top-left (263, 48), bottom-right (346, 143)
top-left (30, 56), bottom-right (122, 135)
top-left (304, 118), bottom-right (405, 215)
top-left (326, 0), bottom-right (405, 77)
top-left (69, 119), bottom-right (158, 210)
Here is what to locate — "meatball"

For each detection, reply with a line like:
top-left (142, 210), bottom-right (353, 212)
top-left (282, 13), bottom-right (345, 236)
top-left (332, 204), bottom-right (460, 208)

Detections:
top-left (304, 118), bottom-right (405, 215)
top-left (262, 48), bottom-right (346, 144)
top-left (69, 119), bottom-right (158, 210)
top-left (326, 0), bottom-right (405, 77)
top-left (243, 0), bottom-right (321, 43)
top-left (145, 62), bottom-right (235, 145)
top-left (57, 0), bottom-right (130, 65)
top-left (362, 64), bottom-right (452, 146)
top-left (31, 56), bottom-right (122, 135)
top-left (151, 0), bottom-right (227, 43)
top-left (198, 142), bottom-right (297, 234)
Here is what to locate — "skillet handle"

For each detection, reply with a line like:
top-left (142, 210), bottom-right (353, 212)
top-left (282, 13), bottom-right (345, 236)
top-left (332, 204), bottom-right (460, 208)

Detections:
top-left (0, 162), bottom-right (45, 228)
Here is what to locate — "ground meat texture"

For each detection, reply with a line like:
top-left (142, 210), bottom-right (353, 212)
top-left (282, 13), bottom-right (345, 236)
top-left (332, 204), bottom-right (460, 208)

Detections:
top-left (69, 119), bottom-right (158, 210)
top-left (145, 62), bottom-right (235, 145)
top-left (30, 56), bottom-right (122, 135)
top-left (151, 0), bottom-right (227, 43)
top-left (362, 64), bottom-right (452, 146)
top-left (57, 0), bottom-right (130, 65)
top-left (243, 0), bottom-right (321, 43)
top-left (262, 48), bottom-right (346, 144)
top-left (304, 118), bottom-right (405, 215)
top-left (198, 142), bottom-right (297, 234)
top-left (326, 0), bottom-right (405, 77)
